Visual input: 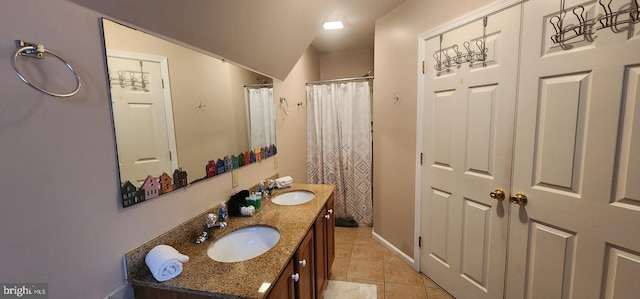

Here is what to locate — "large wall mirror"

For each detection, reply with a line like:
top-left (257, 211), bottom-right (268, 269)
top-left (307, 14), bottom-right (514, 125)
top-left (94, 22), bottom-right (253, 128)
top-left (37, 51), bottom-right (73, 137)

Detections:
top-left (101, 18), bottom-right (276, 207)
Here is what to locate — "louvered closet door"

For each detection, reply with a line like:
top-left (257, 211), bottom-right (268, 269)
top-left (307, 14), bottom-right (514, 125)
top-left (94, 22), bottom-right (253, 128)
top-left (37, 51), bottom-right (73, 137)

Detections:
top-left (420, 5), bottom-right (521, 299)
top-left (506, 0), bottom-right (640, 298)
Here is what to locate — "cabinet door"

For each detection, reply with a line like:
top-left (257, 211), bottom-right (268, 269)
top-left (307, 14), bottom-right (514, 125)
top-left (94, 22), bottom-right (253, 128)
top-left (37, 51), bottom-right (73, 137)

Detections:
top-left (133, 285), bottom-right (221, 299)
top-left (314, 207), bottom-right (328, 299)
top-left (325, 193), bottom-right (335, 271)
top-left (267, 259), bottom-right (295, 299)
top-left (295, 229), bottom-right (315, 299)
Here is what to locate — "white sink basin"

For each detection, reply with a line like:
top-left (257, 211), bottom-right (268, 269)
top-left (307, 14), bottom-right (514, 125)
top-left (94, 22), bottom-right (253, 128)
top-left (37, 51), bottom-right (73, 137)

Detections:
top-left (271, 190), bottom-right (315, 206)
top-left (207, 226), bottom-right (280, 263)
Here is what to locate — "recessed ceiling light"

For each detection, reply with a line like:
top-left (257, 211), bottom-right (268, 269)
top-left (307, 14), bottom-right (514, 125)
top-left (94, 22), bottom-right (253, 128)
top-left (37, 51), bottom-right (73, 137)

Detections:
top-left (323, 21), bottom-right (344, 30)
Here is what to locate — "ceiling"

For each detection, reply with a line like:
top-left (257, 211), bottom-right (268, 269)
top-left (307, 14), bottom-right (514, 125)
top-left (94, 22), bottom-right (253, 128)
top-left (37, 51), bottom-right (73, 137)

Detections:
top-left (311, 0), bottom-right (407, 53)
top-left (69, 0), bottom-right (406, 79)
top-left (70, 0), bottom-right (336, 79)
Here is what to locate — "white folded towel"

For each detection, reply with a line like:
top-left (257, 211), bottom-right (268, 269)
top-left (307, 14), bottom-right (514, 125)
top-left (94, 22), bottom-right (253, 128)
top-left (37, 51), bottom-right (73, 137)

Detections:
top-left (145, 245), bottom-right (189, 282)
top-left (275, 176), bottom-right (293, 188)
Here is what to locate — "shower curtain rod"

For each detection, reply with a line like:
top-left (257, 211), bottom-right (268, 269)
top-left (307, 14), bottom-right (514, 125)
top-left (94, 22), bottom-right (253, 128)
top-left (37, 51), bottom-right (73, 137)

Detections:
top-left (306, 75), bottom-right (374, 85)
top-left (244, 83), bottom-right (273, 88)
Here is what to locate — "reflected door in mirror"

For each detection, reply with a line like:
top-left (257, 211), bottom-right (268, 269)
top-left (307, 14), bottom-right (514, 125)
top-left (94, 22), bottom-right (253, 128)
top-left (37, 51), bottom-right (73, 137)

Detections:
top-left (108, 54), bottom-right (178, 187)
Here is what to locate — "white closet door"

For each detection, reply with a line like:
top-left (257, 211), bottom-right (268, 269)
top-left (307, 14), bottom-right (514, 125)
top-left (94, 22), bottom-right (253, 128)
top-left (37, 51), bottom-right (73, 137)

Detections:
top-left (507, 0), bottom-right (640, 298)
top-left (420, 5), bottom-right (521, 299)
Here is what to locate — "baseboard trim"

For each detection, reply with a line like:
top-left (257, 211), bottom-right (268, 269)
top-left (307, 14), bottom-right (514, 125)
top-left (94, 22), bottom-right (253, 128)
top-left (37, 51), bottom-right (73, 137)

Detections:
top-left (371, 229), bottom-right (418, 271)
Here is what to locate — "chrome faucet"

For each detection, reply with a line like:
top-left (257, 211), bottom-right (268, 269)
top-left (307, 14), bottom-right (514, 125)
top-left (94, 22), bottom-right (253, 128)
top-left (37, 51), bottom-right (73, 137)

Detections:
top-left (195, 213), bottom-right (227, 244)
top-left (265, 179), bottom-right (276, 197)
top-left (209, 221), bottom-right (227, 229)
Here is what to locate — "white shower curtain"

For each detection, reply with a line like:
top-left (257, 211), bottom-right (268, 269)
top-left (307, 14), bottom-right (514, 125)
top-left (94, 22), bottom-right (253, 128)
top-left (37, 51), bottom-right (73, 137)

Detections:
top-left (306, 81), bottom-right (373, 226)
top-left (246, 87), bottom-right (276, 149)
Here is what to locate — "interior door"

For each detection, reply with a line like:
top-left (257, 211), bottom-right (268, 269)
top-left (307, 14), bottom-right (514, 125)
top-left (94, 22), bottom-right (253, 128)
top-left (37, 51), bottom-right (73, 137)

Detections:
top-left (107, 55), bottom-right (175, 186)
top-left (506, 0), bottom-right (640, 298)
top-left (420, 5), bottom-right (521, 299)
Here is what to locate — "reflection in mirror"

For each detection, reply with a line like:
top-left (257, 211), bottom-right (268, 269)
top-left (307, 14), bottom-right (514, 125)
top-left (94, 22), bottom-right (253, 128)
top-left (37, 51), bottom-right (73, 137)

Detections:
top-left (101, 18), bottom-right (276, 207)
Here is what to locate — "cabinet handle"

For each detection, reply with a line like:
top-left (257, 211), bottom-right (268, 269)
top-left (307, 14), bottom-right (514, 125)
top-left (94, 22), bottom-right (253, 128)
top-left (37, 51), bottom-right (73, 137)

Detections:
top-left (327, 209), bottom-right (333, 214)
top-left (291, 273), bottom-right (299, 282)
top-left (325, 214), bottom-right (330, 219)
top-left (298, 259), bottom-right (307, 267)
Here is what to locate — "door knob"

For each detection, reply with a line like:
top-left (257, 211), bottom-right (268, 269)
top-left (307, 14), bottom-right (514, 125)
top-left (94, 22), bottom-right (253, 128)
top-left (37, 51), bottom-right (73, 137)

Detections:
top-left (489, 188), bottom-right (505, 200)
top-left (292, 273), bottom-right (299, 282)
top-left (510, 193), bottom-right (527, 206)
top-left (299, 259), bottom-right (307, 267)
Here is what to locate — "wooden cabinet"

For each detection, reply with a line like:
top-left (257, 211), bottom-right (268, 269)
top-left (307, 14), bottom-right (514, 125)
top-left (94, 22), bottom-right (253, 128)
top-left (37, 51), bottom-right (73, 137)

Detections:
top-left (278, 191), bottom-right (335, 299)
top-left (267, 259), bottom-right (295, 299)
top-left (313, 193), bottom-right (335, 299)
top-left (313, 207), bottom-right (328, 299)
top-left (133, 285), bottom-right (224, 299)
top-left (325, 193), bottom-right (335, 272)
top-left (273, 204), bottom-right (332, 299)
top-left (294, 228), bottom-right (315, 299)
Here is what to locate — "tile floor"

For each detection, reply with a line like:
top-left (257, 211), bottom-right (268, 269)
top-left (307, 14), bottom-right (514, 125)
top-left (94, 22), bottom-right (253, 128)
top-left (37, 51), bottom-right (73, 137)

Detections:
top-left (329, 226), bottom-right (455, 299)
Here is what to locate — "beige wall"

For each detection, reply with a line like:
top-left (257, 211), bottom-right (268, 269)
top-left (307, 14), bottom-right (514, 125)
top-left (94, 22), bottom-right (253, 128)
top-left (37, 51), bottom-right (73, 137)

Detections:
top-left (319, 49), bottom-right (374, 80)
top-left (372, 0), bottom-right (495, 257)
top-left (273, 47), bottom-right (321, 182)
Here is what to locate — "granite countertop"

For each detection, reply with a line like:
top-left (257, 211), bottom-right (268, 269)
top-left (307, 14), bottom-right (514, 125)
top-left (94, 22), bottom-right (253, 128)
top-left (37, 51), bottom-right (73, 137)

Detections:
top-left (125, 183), bottom-right (335, 299)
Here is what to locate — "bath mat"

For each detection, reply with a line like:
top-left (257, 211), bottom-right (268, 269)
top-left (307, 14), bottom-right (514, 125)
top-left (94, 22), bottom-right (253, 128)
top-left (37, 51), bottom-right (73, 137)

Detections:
top-left (335, 218), bottom-right (358, 227)
top-left (323, 280), bottom-right (377, 299)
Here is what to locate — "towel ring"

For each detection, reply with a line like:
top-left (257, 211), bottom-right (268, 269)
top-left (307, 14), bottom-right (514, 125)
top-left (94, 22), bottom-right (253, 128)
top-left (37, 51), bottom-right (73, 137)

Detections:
top-left (12, 40), bottom-right (81, 98)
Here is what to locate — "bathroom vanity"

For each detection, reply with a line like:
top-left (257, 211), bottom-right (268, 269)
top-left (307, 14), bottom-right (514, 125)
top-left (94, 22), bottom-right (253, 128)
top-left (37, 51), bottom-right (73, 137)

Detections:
top-left (125, 184), bottom-right (335, 299)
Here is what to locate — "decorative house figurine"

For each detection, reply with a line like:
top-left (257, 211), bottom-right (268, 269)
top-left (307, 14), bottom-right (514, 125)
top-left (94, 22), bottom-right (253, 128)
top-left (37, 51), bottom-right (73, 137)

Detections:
top-left (141, 175), bottom-right (160, 200)
top-left (255, 147), bottom-right (261, 162)
top-left (206, 160), bottom-right (217, 178)
top-left (263, 146), bottom-right (270, 158)
top-left (121, 180), bottom-right (144, 207)
top-left (232, 155), bottom-right (239, 169)
top-left (173, 167), bottom-right (188, 188)
top-left (159, 172), bottom-right (174, 194)
top-left (238, 152), bottom-right (245, 167)
top-left (250, 150), bottom-right (256, 163)
top-left (217, 158), bottom-right (225, 175)
top-left (224, 156), bottom-right (233, 172)
top-left (244, 151), bottom-right (251, 165)
top-left (260, 146), bottom-right (269, 159)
